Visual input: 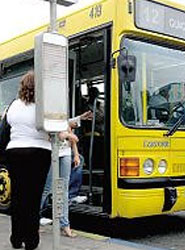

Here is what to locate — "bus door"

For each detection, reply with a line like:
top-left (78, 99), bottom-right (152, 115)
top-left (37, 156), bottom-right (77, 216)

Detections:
top-left (69, 27), bottom-right (111, 211)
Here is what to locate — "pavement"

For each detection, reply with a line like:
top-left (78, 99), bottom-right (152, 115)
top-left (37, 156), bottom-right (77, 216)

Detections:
top-left (0, 214), bottom-right (163, 250)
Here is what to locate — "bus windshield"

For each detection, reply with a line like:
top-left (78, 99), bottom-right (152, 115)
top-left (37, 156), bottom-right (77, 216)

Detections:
top-left (119, 38), bottom-right (185, 130)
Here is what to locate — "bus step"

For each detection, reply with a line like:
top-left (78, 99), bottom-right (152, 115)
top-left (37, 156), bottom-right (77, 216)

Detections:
top-left (69, 203), bottom-right (108, 218)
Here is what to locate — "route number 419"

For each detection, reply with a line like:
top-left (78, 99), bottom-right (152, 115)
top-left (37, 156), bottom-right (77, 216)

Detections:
top-left (89, 4), bottom-right (102, 19)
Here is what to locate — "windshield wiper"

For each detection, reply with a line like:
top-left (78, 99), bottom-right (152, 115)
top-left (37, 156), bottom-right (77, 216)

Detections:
top-left (164, 113), bottom-right (185, 137)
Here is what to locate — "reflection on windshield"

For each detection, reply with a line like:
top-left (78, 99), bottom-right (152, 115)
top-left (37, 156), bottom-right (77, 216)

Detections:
top-left (119, 38), bottom-right (185, 129)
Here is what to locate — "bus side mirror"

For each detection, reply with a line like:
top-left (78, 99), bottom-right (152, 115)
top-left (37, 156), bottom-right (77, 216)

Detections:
top-left (118, 54), bottom-right (136, 83)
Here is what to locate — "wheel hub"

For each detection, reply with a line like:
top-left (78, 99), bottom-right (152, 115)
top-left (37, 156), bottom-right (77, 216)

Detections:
top-left (0, 168), bottom-right (11, 206)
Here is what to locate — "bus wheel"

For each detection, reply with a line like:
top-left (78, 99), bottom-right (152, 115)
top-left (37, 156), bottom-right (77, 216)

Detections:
top-left (0, 168), bottom-right (11, 213)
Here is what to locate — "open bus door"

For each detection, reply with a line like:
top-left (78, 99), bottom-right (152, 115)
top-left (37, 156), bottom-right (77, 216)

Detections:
top-left (68, 27), bottom-right (111, 216)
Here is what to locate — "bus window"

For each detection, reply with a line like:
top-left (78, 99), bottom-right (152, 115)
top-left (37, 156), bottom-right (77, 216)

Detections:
top-left (119, 38), bottom-right (185, 129)
top-left (0, 60), bottom-right (33, 115)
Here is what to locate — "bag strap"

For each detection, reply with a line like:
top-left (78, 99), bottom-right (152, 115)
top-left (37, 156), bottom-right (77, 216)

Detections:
top-left (2, 99), bottom-right (15, 119)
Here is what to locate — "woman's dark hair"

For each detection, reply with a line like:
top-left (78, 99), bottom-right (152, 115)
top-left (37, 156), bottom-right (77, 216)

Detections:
top-left (18, 71), bottom-right (35, 104)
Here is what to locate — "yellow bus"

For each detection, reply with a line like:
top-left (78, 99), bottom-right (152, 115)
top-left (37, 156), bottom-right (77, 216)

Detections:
top-left (1, 0), bottom-right (185, 218)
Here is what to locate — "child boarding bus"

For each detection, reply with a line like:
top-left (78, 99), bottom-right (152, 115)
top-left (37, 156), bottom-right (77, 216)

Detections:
top-left (1, 0), bottom-right (185, 218)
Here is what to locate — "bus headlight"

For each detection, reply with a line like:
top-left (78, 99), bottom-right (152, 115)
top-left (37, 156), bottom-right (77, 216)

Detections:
top-left (143, 159), bottom-right (154, 175)
top-left (158, 159), bottom-right (167, 174)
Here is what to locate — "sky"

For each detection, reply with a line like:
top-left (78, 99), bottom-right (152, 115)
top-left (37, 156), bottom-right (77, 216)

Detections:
top-left (0, 0), bottom-right (185, 43)
top-left (0, 0), bottom-right (99, 43)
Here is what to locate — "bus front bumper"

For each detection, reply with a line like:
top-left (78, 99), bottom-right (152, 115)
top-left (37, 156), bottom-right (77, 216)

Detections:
top-left (116, 177), bottom-right (185, 218)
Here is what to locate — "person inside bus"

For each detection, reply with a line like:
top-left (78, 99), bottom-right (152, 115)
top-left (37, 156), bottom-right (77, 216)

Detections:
top-left (80, 86), bottom-right (105, 168)
top-left (69, 153), bottom-right (87, 204)
top-left (6, 71), bottom-right (51, 250)
top-left (84, 86), bottom-right (104, 136)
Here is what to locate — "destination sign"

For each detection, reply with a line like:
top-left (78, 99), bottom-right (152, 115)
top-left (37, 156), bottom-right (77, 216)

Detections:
top-left (135, 0), bottom-right (185, 40)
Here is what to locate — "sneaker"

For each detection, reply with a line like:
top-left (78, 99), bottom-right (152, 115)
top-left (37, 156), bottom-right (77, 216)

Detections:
top-left (70, 196), bottom-right (87, 204)
top-left (40, 217), bottom-right (53, 226)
